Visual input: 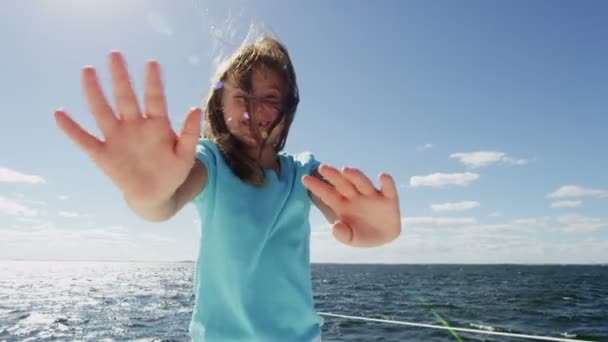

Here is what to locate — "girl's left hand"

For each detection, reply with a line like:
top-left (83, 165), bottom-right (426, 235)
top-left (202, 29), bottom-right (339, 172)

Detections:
top-left (302, 165), bottom-right (402, 247)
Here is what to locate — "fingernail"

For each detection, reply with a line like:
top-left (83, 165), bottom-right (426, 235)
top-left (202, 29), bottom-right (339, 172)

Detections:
top-left (109, 51), bottom-right (122, 61)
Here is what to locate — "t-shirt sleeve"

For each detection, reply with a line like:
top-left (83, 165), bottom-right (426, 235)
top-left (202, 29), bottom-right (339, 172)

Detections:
top-left (191, 138), bottom-right (217, 204)
top-left (294, 151), bottom-right (322, 205)
top-left (295, 151), bottom-right (321, 177)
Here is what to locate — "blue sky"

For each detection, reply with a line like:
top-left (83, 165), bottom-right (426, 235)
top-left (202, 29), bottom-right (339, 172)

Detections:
top-left (1, 0), bottom-right (607, 263)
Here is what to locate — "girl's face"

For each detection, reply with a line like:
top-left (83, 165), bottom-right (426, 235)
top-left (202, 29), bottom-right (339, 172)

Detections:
top-left (222, 67), bottom-right (286, 150)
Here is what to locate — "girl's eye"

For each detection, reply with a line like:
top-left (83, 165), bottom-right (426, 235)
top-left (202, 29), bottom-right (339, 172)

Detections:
top-left (264, 97), bottom-right (281, 106)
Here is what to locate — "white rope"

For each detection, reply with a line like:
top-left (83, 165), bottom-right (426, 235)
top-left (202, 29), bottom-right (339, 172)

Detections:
top-left (317, 312), bottom-right (593, 342)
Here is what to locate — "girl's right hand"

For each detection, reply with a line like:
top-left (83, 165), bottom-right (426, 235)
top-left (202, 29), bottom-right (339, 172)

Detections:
top-left (54, 51), bottom-right (202, 208)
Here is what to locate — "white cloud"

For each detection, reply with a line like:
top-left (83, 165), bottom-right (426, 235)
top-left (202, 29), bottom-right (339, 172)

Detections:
top-left (0, 224), bottom-right (140, 261)
top-left (76, 228), bottom-right (129, 241)
top-left (430, 201), bottom-right (480, 212)
top-left (0, 197), bottom-right (38, 216)
top-left (557, 215), bottom-right (607, 233)
top-left (547, 185), bottom-right (608, 199)
top-left (416, 143), bottom-right (433, 151)
top-left (310, 216), bottom-right (608, 264)
top-left (21, 199), bottom-right (47, 206)
top-left (58, 211), bottom-right (80, 218)
top-left (0, 167), bottom-right (45, 184)
top-left (409, 172), bottom-right (479, 188)
top-left (450, 151), bottom-right (504, 168)
top-left (450, 151), bottom-right (529, 168)
top-left (57, 195), bottom-right (69, 200)
top-left (403, 216), bottom-right (478, 228)
top-left (16, 217), bottom-right (43, 224)
top-left (512, 218), bottom-right (538, 226)
top-left (503, 157), bottom-right (530, 166)
top-left (551, 201), bottom-right (582, 208)
top-left (4, 213), bottom-right (607, 263)
top-left (508, 217), bottom-right (555, 230)
top-left (488, 211), bottom-right (503, 218)
top-left (140, 233), bottom-right (175, 243)
top-left (0, 224), bottom-right (129, 243)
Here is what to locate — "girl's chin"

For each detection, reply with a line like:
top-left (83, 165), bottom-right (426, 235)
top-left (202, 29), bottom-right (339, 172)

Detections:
top-left (237, 135), bottom-right (258, 146)
top-left (237, 135), bottom-right (276, 152)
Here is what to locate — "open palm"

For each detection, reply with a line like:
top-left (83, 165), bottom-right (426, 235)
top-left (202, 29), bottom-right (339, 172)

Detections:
top-left (303, 165), bottom-right (402, 247)
top-left (54, 52), bottom-right (201, 206)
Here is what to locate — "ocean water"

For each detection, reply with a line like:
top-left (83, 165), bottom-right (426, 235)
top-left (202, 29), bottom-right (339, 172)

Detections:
top-left (0, 261), bottom-right (606, 341)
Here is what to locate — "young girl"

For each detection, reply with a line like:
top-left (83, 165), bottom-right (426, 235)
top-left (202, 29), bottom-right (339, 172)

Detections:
top-left (54, 36), bottom-right (401, 341)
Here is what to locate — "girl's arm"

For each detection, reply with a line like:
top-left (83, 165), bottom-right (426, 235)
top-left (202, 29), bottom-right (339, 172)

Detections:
top-left (309, 167), bottom-right (338, 223)
top-left (125, 160), bottom-right (207, 222)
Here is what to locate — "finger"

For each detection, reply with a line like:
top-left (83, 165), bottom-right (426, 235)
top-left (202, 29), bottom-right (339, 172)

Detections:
top-left (317, 164), bottom-right (358, 198)
top-left (143, 60), bottom-right (167, 118)
top-left (379, 173), bottom-right (398, 199)
top-left (267, 117), bottom-right (285, 144)
top-left (302, 174), bottom-right (342, 208)
top-left (81, 66), bottom-right (118, 135)
top-left (333, 221), bottom-right (388, 248)
top-left (54, 110), bottom-right (104, 158)
top-left (332, 221), bottom-right (354, 245)
top-left (109, 51), bottom-right (141, 120)
top-left (342, 167), bottom-right (376, 196)
top-left (176, 107), bottom-right (202, 159)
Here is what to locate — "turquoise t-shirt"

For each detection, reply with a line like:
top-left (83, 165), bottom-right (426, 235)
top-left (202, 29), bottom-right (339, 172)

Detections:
top-left (188, 139), bottom-right (324, 342)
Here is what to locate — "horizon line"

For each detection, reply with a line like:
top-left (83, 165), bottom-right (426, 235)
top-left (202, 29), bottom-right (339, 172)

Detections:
top-left (1, 259), bottom-right (606, 265)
